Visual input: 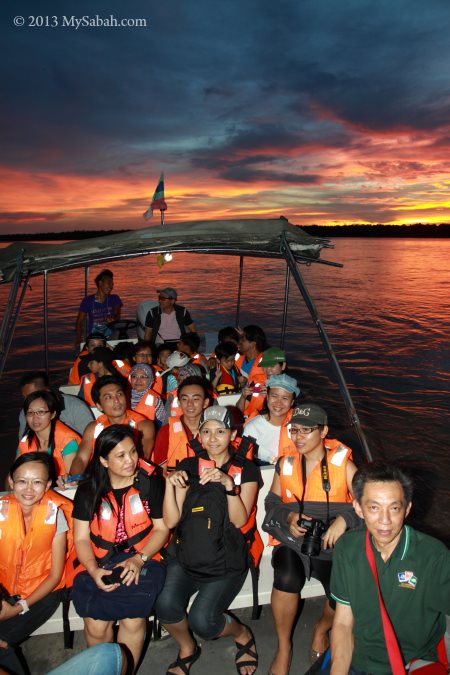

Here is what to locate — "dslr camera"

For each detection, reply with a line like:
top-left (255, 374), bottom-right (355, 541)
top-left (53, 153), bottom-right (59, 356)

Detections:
top-left (298, 517), bottom-right (328, 557)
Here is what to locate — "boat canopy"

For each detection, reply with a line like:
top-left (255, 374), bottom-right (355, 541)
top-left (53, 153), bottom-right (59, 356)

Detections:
top-left (0, 217), bottom-right (334, 282)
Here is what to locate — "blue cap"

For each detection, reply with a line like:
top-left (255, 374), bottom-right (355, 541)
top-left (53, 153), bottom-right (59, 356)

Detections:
top-left (266, 373), bottom-right (300, 397)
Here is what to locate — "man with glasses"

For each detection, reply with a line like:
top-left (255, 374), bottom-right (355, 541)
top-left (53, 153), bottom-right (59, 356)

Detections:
top-left (143, 287), bottom-right (196, 349)
top-left (263, 403), bottom-right (358, 674)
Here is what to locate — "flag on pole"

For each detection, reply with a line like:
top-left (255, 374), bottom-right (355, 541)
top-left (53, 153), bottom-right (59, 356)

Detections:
top-left (143, 173), bottom-right (167, 219)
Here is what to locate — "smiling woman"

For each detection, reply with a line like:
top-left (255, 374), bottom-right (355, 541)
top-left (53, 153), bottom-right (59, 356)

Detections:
top-left (71, 425), bottom-right (168, 673)
top-left (0, 452), bottom-right (73, 674)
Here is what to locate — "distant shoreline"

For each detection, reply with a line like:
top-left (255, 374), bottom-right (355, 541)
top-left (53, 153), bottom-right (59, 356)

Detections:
top-left (0, 223), bottom-right (449, 241)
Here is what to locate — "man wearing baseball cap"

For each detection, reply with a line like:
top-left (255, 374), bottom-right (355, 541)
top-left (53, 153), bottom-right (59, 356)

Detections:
top-left (144, 287), bottom-right (196, 348)
top-left (264, 402), bottom-right (357, 674)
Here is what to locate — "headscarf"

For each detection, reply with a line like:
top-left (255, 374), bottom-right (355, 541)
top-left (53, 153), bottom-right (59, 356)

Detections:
top-left (129, 363), bottom-right (166, 426)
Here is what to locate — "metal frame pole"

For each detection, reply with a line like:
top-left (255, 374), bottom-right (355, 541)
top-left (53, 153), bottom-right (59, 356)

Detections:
top-left (44, 270), bottom-right (49, 374)
top-left (235, 256), bottom-right (244, 328)
top-left (281, 233), bottom-right (372, 461)
top-left (280, 265), bottom-right (290, 349)
top-left (84, 266), bottom-right (90, 343)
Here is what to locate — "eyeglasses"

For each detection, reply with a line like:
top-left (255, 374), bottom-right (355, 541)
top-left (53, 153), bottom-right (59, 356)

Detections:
top-left (25, 409), bottom-right (50, 418)
top-left (290, 426), bottom-right (319, 435)
top-left (13, 478), bottom-right (47, 489)
top-left (131, 375), bottom-right (150, 381)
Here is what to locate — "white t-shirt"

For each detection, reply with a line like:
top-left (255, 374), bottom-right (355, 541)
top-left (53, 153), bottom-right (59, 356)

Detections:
top-left (243, 415), bottom-right (281, 464)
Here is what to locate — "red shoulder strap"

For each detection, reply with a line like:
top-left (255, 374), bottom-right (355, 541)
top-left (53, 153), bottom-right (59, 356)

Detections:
top-left (365, 530), bottom-right (406, 674)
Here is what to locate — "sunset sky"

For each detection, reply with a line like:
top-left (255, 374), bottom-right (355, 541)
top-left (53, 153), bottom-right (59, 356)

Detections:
top-left (2, 0), bottom-right (450, 234)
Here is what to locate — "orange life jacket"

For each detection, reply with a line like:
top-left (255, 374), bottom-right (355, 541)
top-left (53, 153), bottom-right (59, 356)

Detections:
top-left (133, 390), bottom-right (161, 421)
top-left (18, 420), bottom-right (81, 477)
top-left (267, 440), bottom-right (353, 548)
top-left (113, 359), bottom-right (131, 377)
top-left (89, 460), bottom-right (159, 565)
top-left (236, 353), bottom-right (266, 416)
top-left (168, 395), bottom-right (182, 418)
top-left (278, 440), bottom-right (353, 504)
top-left (92, 409), bottom-right (145, 444)
top-left (69, 350), bottom-right (89, 385)
top-left (78, 373), bottom-right (97, 407)
top-left (0, 490), bottom-right (74, 597)
top-left (166, 416), bottom-right (196, 468)
top-left (190, 352), bottom-right (208, 372)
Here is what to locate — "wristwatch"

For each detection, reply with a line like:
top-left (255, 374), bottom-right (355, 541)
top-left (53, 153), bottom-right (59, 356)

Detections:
top-left (225, 485), bottom-right (241, 496)
top-left (137, 552), bottom-right (149, 563)
top-left (17, 599), bottom-right (29, 615)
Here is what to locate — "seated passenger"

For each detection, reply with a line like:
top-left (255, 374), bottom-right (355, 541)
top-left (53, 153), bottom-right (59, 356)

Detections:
top-left (152, 376), bottom-right (210, 468)
top-left (65, 376), bottom-right (155, 483)
top-left (156, 407), bottom-right (259, 675)
top-left (165, 363), bottom-right (204, 419)
top-left (177, 333), bottom-right (208, 373)
top-left (144, 287), bottom-right (196, 348)
top-left (207, 326), bottom-right (241, 370)
top-left (132, 341), bottom-right (155, 366)
top-left (235, 325), bottom-right (268, 417)
top-left (71, 425), bottom-right (168, 673)
top-left (75, 269), bottom-right (122, 347)
top-left (18, 391), bottom-right (81, 478)
top-left (0, 453), bottom-right (73, 675)
top-left (18, 371), bottom-right (93, 438)
top-left (210, 341), bottom-right (242, 395)
top-left (237, 347), bottom-right (288, 418)
top-left (243, 374), bottom-right (299, 465)
top-left (69, 332), bottom-right (107, 385)
top-left (262, 404), bottom-right (357, 674)
top-left (78, 347), bottom-right (120, 407)
top-left (129, 363), bottom-right (166, 428)
top-left (153, 344), bottom-right (174, 398)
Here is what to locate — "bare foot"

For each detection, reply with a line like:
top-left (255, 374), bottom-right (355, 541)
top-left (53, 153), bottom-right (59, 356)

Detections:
top-left (269, 646), bottom-right (292, 675)
top-left (311, 621), bottom-right (330, 656)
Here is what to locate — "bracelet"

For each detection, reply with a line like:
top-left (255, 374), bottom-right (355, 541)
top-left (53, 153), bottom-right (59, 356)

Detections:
top-left (225, 485), bottom-right (241, 496)
top-left (18, 599), bottom-right (29, 615)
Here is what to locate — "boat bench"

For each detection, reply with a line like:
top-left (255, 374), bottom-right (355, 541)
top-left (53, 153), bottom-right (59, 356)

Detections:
top-left (29, 468), bottom-right (325, 637)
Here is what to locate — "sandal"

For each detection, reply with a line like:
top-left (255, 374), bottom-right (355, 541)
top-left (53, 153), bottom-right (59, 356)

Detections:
top-left (235, 628), bottom-right (258, 674)
top-left (166, 642), bottom-right (201, 675)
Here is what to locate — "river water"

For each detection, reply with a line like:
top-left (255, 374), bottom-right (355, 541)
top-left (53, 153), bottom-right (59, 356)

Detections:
top-left (0, 237), bottom-right (448, 542)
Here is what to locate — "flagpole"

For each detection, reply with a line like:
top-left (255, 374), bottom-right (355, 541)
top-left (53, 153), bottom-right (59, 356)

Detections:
top-left (160, 209), bottom-right (165, 226)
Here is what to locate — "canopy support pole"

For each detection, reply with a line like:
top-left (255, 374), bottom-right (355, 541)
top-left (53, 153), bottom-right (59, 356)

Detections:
top-left (280, 233), bottom-right (372, 461)
top-left (235, 256), bottom-right (244, 328)
top-left (0, 252), bottom-right (30, 379)
top-left (280, 265), bottom-right (290, 349)
top-left (44, 270), bottom-right (49, 375)
top-left (84, 266), bottom-right (90, 343)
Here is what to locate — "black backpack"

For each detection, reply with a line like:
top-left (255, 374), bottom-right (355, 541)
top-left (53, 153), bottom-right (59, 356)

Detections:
top-left (174, 476), bottom-right (247, 580)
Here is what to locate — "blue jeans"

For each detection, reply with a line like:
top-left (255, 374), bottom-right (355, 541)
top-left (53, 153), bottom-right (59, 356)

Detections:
top-left (47, 643), bottom-right (123, 675)
top-left (155, 560), bottom-right (248, 639)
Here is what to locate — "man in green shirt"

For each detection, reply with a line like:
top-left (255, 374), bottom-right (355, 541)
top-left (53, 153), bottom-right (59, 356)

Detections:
top-left (330, 462), bottom-right (449, 675)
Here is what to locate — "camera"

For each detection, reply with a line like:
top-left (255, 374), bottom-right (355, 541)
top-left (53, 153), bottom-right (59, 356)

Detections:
top-left (299, 517), bottom-right (327, 557)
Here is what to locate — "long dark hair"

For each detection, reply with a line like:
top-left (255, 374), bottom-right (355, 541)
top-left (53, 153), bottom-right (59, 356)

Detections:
top-left (83, 424), bottom-right (136, 520)
top-left (23, 390), bottom-right (60, 451)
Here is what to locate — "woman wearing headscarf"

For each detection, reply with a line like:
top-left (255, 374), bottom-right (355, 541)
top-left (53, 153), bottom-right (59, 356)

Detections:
top-left (129, 363), bottom-right (166, 429)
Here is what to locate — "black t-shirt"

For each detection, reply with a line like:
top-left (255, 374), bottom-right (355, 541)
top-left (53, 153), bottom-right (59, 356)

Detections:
top-left (73, 474), bottom-right (164, 522)
top-left (177, 455), bottom-right (261, 485)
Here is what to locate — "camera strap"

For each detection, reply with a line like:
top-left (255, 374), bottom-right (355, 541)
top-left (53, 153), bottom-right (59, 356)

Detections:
top-left (298, 454), bottom-right (331, 524)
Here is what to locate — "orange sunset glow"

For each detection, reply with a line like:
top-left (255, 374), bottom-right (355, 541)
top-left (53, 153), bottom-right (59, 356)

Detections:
top-left (2, 1), bottom-right (450, 234)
